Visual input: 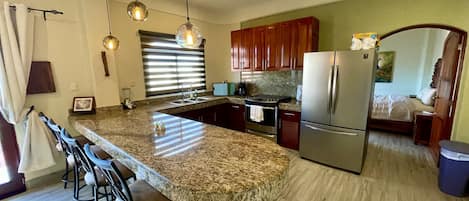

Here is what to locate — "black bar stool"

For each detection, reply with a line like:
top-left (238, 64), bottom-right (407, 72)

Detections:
top-left (61, 129), bottom-right (135, 201)
top-left (83, 144), bottom-right (170, 201)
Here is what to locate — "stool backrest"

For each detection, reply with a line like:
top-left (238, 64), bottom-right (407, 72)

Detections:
top-left (38, 112), bottom-right (58, 141)
top-left (60, 129), bottom-right (96, 178)
top-left (84, 144), bottom-right (133, 201)
top-left (47, 119), bottom-right (70, 154)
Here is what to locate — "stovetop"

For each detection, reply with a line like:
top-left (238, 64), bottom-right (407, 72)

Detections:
top-left (246, 95), bottom-right (291, 104)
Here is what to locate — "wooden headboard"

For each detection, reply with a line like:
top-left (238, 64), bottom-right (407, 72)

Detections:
top-left (430, 58), bottom-right (442, 88)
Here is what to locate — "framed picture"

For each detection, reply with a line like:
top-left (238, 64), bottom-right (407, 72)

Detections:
top-left (72, 97), bottom-right (96, 113)
top-left (376, 51), bottom-right (395, 82)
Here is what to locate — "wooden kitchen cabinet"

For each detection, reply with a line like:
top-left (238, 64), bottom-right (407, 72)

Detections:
top-left (231, 29), bottom-right (256, 71)
top-left (178, 105), bottom-right (228, 127)
top-left (227, 104), bottom-right (245, 132)
top-left (231, 17), bottom-right (319, 72)
top-left (279, 110), bottom-right (301, 150)
top-left (231, 30), bottom-right (242, 71)
top-left (263, 25), bottom-right (282, 71)
top-left (290, 18), bottom-right (319, 70)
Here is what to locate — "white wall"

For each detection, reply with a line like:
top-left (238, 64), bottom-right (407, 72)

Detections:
top-left (110, 0), bottom-right (240, 101)
top-left (420, 29), bottom-right (449, 90)
top-left (375, 28), bottom-right (448, 96)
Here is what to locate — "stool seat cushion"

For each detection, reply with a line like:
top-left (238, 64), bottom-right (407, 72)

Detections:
top-left (90, 145), bottom-right (111, 159)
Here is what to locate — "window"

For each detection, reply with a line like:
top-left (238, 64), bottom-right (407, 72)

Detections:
top-left (139, 30), bottom-right (206, 97)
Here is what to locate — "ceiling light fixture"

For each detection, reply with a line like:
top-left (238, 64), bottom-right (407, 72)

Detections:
top-left (103, 0), bottom-right (119, 50)
top-left (127, 0), bottom-right (148, 21)
top-left (176, 0), bottom-right (203, 48)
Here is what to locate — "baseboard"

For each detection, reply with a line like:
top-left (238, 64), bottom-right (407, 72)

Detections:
top-left (26, 169), bottom-right (65, 189)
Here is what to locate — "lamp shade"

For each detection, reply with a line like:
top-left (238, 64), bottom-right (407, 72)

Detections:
top-left (103, 34), bottom-right (120, 50)
top-left (176, 21), bottom-right (203, 48)
top-left (127, 1), bottom-right (148, 21)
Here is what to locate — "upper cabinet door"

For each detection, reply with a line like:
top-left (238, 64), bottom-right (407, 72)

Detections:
top-left (291, 18), bottom-right (319, 70)
top-left (231, 30), bottom-right (242, 71)
top-left (279, 22), bottom-right (292, 70)
top-left (251, 27), bottom-right (265, 71)
top-left (241, 28), bottom-right (253, 70)
top-left (264, 25), bottom-right (281, 71)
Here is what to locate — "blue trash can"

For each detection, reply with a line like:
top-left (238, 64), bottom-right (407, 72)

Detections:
top-left (438, 140), bottom-right (469, 197)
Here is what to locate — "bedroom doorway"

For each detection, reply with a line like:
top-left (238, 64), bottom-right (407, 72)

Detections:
top-left (374, 24), bottom-right (467, 163)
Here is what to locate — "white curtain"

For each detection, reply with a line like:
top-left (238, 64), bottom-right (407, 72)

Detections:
top-left (0, 2), bottom-right (55, 173)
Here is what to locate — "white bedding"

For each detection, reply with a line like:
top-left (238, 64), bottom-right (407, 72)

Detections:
top-left (371, 95), bottom-right (434, 122)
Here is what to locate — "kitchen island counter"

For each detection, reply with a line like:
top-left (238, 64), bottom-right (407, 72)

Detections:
top-left (69, 102), bottom-right (289, 201)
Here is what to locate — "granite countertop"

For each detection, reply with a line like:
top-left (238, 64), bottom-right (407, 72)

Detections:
top-left (69, 96), bottom-right (291, 201)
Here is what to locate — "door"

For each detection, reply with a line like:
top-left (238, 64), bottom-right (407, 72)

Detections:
top-left (0, 117), bottom-right (26, 199)
top-left (430, 31), bottom-right (464, 160)
top-left (279, 22), bottom-right (292, 70)
top-left (291, 18), bottom-right (316, 69)
top-left (331, 50), bottom-right (377, 130)
top-left (230, 30), bottom-right (242, 71)
top-left (301, 51), bottom-right (335, 125)
top-left (241, 29), bottom-right (253, 70)
top-left (299, 121), bottom-right (366, 173)
top-left (279, 111), bottom-right (300, 150)
top-left (264, 25), bottom-right (281, 71)
top-left (251, 27), bottom-right (265, 71)
top-left (228, 104), bottom-right (245, 132)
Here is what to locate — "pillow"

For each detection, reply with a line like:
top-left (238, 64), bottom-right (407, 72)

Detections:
top-left (416, 88), bottom-right (426, 100)
top-left (421, 88), bottom-right (437, 106)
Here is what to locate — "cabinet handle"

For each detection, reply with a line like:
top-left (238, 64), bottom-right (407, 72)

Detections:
top-left (232, 105), bottom-right (240, 109)
top-left (283, 112), bottom-right (296, 116)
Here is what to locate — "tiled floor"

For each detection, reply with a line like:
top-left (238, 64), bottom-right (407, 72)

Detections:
top-left (7, 131), bottom-right (468, 201)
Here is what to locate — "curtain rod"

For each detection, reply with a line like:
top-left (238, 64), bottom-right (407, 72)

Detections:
top-left (9, 5), bottom-right (64, 21)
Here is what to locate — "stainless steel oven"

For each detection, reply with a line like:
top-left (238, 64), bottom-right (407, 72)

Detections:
top-left (245, 95), bottom-right (291, 140)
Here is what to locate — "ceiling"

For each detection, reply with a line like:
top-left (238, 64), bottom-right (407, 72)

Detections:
top-left (114, 0), bottom-right (342, 24)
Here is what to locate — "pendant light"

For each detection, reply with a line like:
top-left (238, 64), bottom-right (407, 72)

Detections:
top-left (103, 0), bottom-right (119, 50)
top-left (176, 0), bottom-right (203, 48)
top-left (127, 0), bottom-right (148, 21)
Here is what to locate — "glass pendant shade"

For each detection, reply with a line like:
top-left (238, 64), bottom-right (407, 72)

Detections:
top-left (127, 1), bottom-right (148, 21)
top-left (176, 21), bottom-right (203, 48)
top-left (103, 34), bottom-right (120, 50)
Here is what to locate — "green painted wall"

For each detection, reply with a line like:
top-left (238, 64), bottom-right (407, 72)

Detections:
top-left (241, 0), bottom-right (469, 143)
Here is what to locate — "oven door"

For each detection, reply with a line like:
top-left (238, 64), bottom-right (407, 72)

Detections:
top-left (245, 100), bottom-right (278, 135)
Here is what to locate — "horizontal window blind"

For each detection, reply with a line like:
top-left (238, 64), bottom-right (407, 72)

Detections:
top-left (139, 30), bottom-right (206, 97)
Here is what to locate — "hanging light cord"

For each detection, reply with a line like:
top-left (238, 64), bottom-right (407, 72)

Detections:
top-left (106, 0), bottom-right (112, 35)
top-left (186, 0), bottom-right (190, 21)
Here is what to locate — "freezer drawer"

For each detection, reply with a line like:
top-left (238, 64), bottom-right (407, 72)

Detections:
top-left (299, 121), bottom-right (367, 173)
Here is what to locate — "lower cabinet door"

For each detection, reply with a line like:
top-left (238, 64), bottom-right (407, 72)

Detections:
top-left (279, 111), bottom-right (300, 150)
top-left (228, 104), bottom-right (245, 132)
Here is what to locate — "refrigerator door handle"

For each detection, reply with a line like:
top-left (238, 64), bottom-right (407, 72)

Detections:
top-left (304, 124), bottom-right (358, 136)
top-left (331, 65), bottom-right (339, 113)
top-left (327, 65), bottom-right (334, 113)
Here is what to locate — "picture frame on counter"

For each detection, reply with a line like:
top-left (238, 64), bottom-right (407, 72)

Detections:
top-left (71, 96), bottom-right (96, 114)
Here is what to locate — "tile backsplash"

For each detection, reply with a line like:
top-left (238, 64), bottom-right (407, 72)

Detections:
top-left (241, 71), bottom-right (303, 98)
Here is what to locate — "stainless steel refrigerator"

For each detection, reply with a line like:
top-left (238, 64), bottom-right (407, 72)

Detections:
top-left (299, 49), bottom-right (377, 173)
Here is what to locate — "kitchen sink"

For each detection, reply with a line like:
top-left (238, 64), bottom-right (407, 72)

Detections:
top-left (170, 97), bottom-right (211, 105)
top-left (170, 99), bottom-right (195, 105)
top-left (192, 97), bottom-right (210, 102)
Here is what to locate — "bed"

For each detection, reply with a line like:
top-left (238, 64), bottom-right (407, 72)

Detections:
top-left (368, 59), bottom-right (441, 134)
top-left (368, 95), bottom-right (435, 134)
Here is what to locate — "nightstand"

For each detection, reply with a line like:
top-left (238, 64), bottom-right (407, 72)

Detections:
top-left (413, 112), bottom-right (434, 145)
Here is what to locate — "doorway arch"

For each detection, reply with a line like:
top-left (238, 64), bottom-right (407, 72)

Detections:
top-left (380, 24), bottom-right (467, 162)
